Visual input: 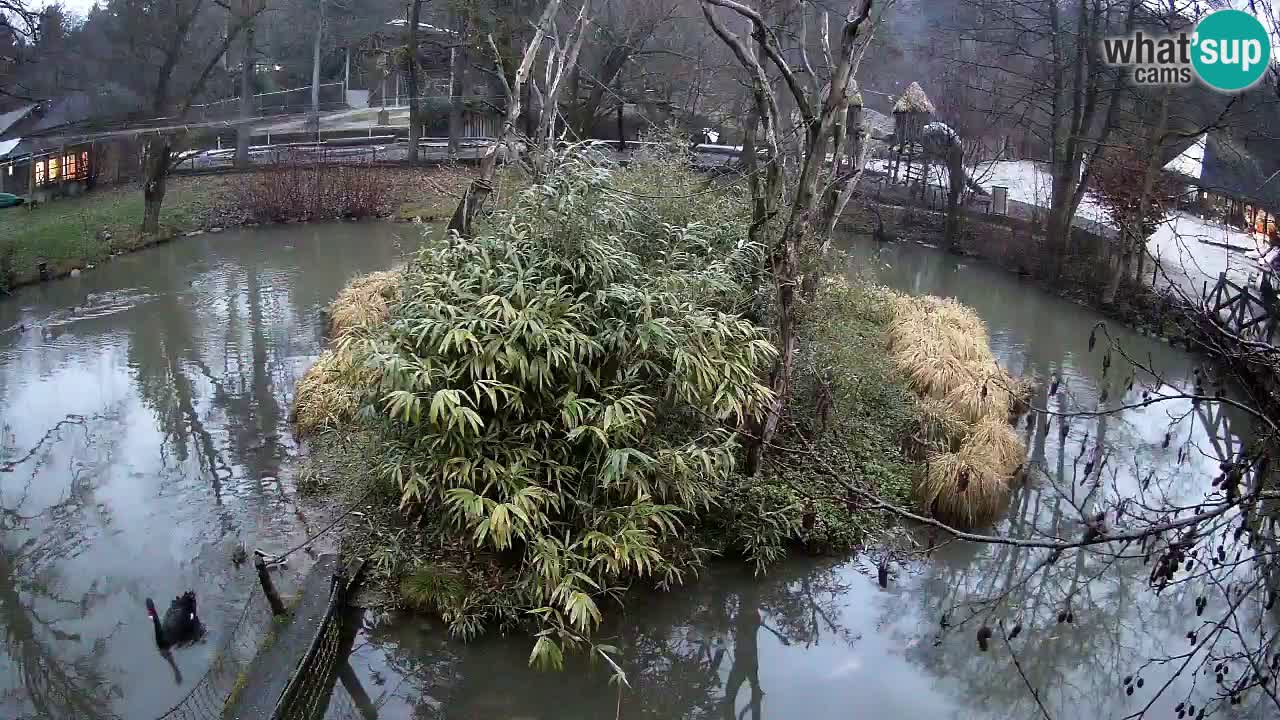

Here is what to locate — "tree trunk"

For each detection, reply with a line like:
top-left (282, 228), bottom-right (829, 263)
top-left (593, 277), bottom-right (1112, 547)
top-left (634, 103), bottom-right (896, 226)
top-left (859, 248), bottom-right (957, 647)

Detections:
top-left (309, 0), bottom-right (324, 137)
top-left (448, 44), bottom-right (465, 158)
top-left (407, 0), bottom-right (423, 163)
top-left (944, 143), bottom-right (965, 253)
top-left (1102, 86), bottom-right (1170, 306)
top-left (235, 20), bottom-right (255, 169)
top-left (142, 135), bottom-right (172, 234)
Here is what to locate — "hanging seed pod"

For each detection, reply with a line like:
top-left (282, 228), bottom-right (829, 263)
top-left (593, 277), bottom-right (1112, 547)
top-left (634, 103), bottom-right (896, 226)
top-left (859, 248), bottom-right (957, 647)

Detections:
top-left (1126, 685), bottom-right (1134, 696)
top-left (976, 626), bottom-right (992, 652)
top-left (1163, 433), bottom-right (1171, 449)
top-left (1065, 610), bottom-right (1074, 624)
top-left (1008, 623), bottom-right (1022, 640)
top-left (1126, 376), bottom-right (1135, 393)
top-left (1266, 592), bottom-right (1276, 611)
top-left (1057, 610), bottom-right (1067, 624)
top-left (1102, 350), bottom-right (1111, 375)
top-left (1083, 460), bottom-right (1095, 477)
top-left (1124, 675), bottom-right (1133, 685)
top-left (1217, 672), bottom-right (1225, 684)
top-left (1136, 678), bottom-right (1144, 688)
top-left (1089, 327), bottom-right (1097, 352)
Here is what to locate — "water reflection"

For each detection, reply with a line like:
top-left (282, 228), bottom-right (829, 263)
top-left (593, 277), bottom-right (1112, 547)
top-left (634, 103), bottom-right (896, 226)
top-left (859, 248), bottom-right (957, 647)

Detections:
top-left (344, 236), bottom-right (1265, 720)
top-left (0, 222), bottom-right (419, 719)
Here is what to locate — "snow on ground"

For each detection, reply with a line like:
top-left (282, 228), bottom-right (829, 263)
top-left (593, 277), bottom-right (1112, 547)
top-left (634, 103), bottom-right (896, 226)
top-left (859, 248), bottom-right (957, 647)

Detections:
top-left (868, 156), bottom-right (1271, 301)
top-left (1146, 212), bottom-right (1270, 300)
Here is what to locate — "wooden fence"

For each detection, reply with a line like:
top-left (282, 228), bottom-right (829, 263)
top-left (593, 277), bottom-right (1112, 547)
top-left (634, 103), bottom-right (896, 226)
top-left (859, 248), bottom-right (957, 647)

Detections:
top-left (1205, 271), bottom-right (1280, 343)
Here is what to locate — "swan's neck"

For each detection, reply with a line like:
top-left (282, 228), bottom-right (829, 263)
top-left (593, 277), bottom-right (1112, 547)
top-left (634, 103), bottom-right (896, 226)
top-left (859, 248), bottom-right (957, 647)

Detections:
top-left (150, 612), bottom-right (167, 648)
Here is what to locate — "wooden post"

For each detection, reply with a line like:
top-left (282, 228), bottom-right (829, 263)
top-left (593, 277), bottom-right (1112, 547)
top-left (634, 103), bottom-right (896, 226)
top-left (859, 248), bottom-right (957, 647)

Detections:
top-left (338, 663), bottom-right (379, 720)
top-left (255, 554), bottom-right (288, 615)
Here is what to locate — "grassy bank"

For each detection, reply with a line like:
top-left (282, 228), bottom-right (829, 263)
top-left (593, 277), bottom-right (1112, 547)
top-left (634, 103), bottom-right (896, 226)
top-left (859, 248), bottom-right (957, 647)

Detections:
top-left (0, 166), bottom-right (474, 293)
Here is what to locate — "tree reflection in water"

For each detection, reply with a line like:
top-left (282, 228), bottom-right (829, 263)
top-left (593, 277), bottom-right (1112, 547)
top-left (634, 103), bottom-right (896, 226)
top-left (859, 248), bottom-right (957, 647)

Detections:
top-left (350, 559), bottom-right (867, 720)
top-left (1, 420), bottom-right (121, 719)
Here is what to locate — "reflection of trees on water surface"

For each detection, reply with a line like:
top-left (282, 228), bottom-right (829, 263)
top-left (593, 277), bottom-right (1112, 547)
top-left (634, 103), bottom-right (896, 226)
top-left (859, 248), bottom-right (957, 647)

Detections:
top-left (360, 560), bottom-right (859, 719)
top-left (0, 228), bottom-right (414, 717)
top-left (0, 421), bottom-right (122, 719)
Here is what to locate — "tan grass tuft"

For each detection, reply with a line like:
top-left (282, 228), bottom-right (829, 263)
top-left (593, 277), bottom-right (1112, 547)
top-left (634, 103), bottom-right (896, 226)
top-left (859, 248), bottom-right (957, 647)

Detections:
top-left (967, 417), bottom-right (1025, 476)
top-left (893, 82), bottom-right (936, 114)
top-left (329, 270), bottom-right (401, 339)
top-left (918, 448), bottom-right (1010, 528)
top-left (883, 289), bottom-right (1028, 528)
top-left (293, 348), bottom-right (375, 436)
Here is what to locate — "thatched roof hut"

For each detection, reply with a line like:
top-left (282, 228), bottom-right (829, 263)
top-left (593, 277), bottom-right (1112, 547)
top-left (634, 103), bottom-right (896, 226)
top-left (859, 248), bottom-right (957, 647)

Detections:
top-left (893, 82), bottom-right (936, 114)
top-left (892, 82), bottom-right (935, 148)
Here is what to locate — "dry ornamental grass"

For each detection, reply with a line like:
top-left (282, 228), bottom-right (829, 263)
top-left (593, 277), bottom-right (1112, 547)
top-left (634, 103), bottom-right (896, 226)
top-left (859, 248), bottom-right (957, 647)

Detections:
top-left (884, 291), bottom-right (1030, 527)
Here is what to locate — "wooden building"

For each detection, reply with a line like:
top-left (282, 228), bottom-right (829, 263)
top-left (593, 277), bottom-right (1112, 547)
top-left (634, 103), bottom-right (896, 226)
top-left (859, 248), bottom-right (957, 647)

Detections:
top-left (1164, 128), bottom-right (1280, 242)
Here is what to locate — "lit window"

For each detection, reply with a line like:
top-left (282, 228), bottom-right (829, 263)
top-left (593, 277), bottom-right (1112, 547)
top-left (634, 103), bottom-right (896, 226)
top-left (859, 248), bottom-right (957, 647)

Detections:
top-left (63, 153), bottom-right (76, 179)
top-left (48, 156), bottom-right (60, 182)
top-left (35, 160), bottom-right (46, 185)
top-left (80, 151), bottom-right (89, 177)
top-left (5, 166), bottom-right (11, 176)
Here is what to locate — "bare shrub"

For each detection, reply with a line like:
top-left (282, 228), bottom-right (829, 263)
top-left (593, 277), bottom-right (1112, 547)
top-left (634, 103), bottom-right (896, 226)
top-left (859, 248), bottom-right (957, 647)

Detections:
top-left (236, 161), bottom-right (391, 223)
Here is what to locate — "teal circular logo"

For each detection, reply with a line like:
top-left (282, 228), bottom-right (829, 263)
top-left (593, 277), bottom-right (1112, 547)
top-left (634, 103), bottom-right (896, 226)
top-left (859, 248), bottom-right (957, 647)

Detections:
top-left (1192, 9), bottom-right (1271, 92)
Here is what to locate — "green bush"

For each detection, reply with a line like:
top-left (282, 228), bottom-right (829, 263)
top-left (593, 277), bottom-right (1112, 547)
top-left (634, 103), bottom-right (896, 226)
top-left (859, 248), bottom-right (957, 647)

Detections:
top-left (355, 150), bottom-right (773, 665)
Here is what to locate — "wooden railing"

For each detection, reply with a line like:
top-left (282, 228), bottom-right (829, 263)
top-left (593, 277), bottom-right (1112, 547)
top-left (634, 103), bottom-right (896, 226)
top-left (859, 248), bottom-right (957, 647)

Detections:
top-left (1205, 270), bottom-right (1280, 343)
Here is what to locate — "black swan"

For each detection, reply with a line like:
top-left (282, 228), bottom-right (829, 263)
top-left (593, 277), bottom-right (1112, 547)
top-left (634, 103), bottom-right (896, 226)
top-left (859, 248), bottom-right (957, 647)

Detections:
top-left (145, 592), bottom-right (204, 650)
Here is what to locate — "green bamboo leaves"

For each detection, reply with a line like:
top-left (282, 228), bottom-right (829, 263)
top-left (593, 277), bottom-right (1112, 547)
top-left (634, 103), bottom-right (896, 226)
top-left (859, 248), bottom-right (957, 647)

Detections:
top-left (355, 148), bottom-right (772, 665)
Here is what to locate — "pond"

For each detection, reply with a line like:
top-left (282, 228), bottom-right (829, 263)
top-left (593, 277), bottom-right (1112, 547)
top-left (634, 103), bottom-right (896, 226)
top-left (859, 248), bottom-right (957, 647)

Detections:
top-left (343, 235), bottom-right (1265, 720)
top-left (0, 226), bottom-right (1264, 719)
top-left (0, 221), bottom-right (423, 720)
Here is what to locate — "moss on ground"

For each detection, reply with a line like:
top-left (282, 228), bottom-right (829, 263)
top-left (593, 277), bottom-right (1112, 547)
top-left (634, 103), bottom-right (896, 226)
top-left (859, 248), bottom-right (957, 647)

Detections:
top-left (696, 277), bottom-right (924, 567)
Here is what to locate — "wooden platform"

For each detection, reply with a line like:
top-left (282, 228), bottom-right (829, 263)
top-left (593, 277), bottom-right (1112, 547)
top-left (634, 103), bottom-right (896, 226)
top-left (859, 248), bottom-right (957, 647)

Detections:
top-left (222, 554), bottom-right (338, 720)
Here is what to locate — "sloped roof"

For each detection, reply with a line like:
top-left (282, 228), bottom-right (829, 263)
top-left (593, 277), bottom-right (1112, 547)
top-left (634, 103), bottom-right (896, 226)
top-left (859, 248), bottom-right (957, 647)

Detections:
top-left (1198, 130), bottom-right (1280, 213)
top-left (0, 104), bottom-right (37, 138)
top-left (893, 82), bottom-right (935, 114)
top-left (1162, 133), bottom-right (1206, 180)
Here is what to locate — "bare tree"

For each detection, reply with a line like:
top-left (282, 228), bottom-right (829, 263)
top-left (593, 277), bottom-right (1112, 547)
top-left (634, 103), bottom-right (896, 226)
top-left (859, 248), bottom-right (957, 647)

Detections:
top-left (100, 0), bottom-right (268, 233)
top-left (446, 0), bottom-right (564, 237)
top-left (946, 0), bottom-right (1139, 279)
top-left (235, 0), bottom-right (259, 168)
top-left (698, 0), bottom-right (882, 473)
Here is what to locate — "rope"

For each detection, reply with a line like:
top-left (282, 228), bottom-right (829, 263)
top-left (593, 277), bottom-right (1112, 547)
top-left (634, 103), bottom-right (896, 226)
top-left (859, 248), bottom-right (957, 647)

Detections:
top-left (260, 486), bottom-right (374, 566)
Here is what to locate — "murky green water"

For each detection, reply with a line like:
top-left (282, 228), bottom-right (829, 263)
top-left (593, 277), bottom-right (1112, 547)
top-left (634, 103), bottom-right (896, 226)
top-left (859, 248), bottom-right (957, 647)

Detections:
top-left (344, 237), bottom-right (1265, 719)
top-left (0, 227), bottom-right (1264, 719)
top-left (0, 221), bottom-right (421, 719)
